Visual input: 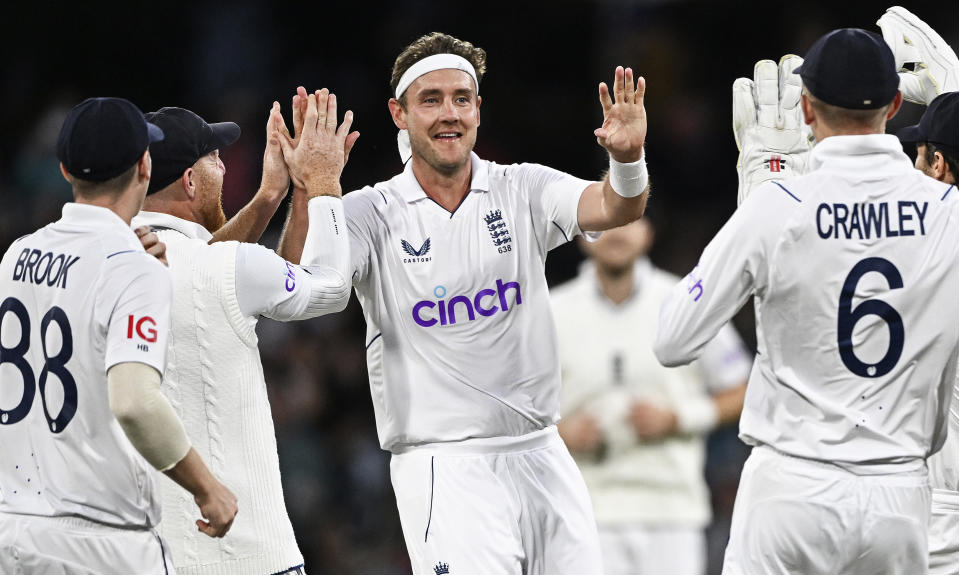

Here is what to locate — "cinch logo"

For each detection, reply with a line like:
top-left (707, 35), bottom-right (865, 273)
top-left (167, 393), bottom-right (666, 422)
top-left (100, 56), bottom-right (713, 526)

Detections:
top-left (412, 279), bottom-right (522, 327)
top-left (127, 315), bottom-right (157, 342)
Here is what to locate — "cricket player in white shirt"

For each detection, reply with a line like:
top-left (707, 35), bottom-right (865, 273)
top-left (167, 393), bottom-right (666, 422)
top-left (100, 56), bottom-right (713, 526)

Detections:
top-left (655, 28), bottom-right (959, 575)
top-left (279, 32), bottom-right (650, 574)
top-left (552, 217), bottom-right (751, 575)
top-left (880, 7), bottom-right (959, 572)
top-left (0, 97), bottom-right (237, 574)
top-left (132, 93), bottom-right (357, 575)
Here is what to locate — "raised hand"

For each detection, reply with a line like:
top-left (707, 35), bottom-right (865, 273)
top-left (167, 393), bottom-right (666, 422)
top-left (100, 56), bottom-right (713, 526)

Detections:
top-left (877, 6), bottom-right (959, 105)
top-left (260, 102), bottom-right (292, 198)
top-left (291, 86), bottom-right (360, 166)
top-left (732, 55), bottom-right (812, 205)
top-left (595, 66), bottom-right (647, 163)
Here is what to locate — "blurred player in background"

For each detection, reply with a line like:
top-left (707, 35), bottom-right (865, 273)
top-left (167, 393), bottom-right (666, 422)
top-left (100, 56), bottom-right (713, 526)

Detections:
top-left (0, 97), bottom-right (236, 573)
top-left (133, 93), bottom-right (357, 575)
top-left (656, 28), bottom-right (959, 574)
top-left (552, 214), bottom-right (750, 575)
top-left (280, 32), bottom-right (649, 574)
top-left (879, 7), bottom-right (959, 573)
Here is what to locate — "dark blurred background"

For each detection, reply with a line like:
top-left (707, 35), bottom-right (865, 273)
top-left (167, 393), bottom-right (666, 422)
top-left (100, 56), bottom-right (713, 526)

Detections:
top-left (2, 1), bottom-right (955, 572)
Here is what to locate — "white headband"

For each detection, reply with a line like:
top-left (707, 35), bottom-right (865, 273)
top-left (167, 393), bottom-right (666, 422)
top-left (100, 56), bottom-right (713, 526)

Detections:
top-left (395, 53), bottom-right (479, 99)
top-left (395, 54), bottom-right (479, 163)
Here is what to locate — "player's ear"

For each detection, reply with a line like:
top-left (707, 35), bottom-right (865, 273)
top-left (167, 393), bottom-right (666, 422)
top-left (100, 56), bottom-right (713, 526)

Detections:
top-left (388, 98), bottom-right (408, 130)
top-left (800, 93), bottom-right (815, 126)
top-left (59, 163), bottom-right (73, 184)
top-left (138, 150), bottom-right (151, 182)
top-left (181, 168), bottom-right (196, 200)
top-left (933, 151), bottom-right (947, 181)
top-left (886, 91), bottom-right (903, 121)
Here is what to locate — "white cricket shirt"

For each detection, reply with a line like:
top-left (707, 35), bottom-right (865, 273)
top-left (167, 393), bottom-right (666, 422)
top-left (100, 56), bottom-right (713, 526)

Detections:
top-left (0, 203), bottom-right (171, 527)
top-left (655, 135), bottom-right (959, 473)
top-left (345, 152), bottom-right (591, 451)
top-left (132, 197), bottom-right (348, 574)
top-left (553, 259), bottom-right (751, 526)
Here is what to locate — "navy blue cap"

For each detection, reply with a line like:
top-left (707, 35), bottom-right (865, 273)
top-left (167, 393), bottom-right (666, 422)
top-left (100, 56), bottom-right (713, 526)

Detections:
top-left (57, 97), bottom-right (164, 182)
top-left (897, 92), bottom-right (959, 157)
top-left (795, 28), bottom-right (899, 110)
top-left (144, 107), bottom-right (240, 195)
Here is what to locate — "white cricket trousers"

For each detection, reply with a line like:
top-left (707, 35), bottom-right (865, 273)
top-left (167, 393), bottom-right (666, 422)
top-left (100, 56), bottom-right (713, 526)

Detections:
top-left (929, 489), bottom-right (959, 575)
top-left (390, 426), bottom-right (603, 575)
top-left (723, 446), bottom-right (930, 575)
top-left (0, 512), bottom-right (175, 574)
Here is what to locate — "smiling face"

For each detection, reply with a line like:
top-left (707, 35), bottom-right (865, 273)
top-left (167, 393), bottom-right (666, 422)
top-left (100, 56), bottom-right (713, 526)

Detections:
top-left (391, 68), bottom-right (481, 176)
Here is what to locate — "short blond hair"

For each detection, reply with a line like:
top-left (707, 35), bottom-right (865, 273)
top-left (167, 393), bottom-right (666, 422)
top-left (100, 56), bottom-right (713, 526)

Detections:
top-left (390, 32), bottom-right (487, 104)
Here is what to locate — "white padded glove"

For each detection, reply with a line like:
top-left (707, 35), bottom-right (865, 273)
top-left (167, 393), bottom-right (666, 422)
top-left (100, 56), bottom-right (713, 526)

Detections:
top-left (877, 6), bottom-right (959, 105)
top-left (733, 55), bottom-right (813, 205)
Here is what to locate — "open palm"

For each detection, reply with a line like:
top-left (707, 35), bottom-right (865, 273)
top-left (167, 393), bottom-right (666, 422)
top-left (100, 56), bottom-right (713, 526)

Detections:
top-left (595, 66), bottom-right (647, 163)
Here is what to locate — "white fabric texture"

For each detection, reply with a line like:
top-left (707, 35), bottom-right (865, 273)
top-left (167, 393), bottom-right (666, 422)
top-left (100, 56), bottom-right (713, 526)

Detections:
top-left (344, 152), bottom-right (592, 451)
top-left (598, 524), bottom-right (705, 575)
top-left (655, 134), bottom-right (959, 474)
top-left (389, 427), bottom-right (600, 575)
top-left (723, 447), bottom-right (930, 575)
top-left (0, 513), bottom-right (175, 575)
top-left (929, 489), bottom-right (959, 574)
top-left (554, 259), bottom-right (750, 527)
top-left (0, 203), bottom-right (171, 528)
top-left (135, 212), bottom-right (306, 575)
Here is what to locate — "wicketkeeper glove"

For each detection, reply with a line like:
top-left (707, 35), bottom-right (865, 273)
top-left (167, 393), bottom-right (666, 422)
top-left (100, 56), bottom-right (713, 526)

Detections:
top-left (877, 6), bottom-right (959, 105)
top-left (733, 55), bottom-right (813, 205)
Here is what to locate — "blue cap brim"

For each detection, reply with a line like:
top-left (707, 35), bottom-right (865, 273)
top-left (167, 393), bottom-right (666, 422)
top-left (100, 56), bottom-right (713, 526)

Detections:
top-left (896, 124), bottom-right (924, 144)
top-left (147, 122), bottom-right (165, 143)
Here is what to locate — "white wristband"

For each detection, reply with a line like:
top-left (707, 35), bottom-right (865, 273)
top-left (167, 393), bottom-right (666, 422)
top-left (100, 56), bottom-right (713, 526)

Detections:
top-left (609, 154), bottom-right (648, 198)
top-left (676, 397), bottom-right (719, 435)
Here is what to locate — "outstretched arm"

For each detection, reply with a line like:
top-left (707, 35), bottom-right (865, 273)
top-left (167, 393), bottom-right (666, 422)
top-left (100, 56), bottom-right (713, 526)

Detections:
top-left (577, 66), bottom-right (649, 232)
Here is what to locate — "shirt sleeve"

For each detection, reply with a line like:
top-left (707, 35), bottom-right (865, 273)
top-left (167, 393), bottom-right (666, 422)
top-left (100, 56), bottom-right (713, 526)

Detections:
top-left (236, 196), bottom-right (351, 321)
top-left (102, 255), bottom-right (171, 375)
top-left (654, 183), bottom-right (790, 367)
top-left (343, 189), bottom-right (380, 285)
top-left (510, 163), bottom-right (593, 252)
top-left (696, 323), bottom-right (753, 392)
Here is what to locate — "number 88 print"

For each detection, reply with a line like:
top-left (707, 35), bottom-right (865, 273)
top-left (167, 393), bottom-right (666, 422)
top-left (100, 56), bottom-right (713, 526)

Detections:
top-left (0, 296), bottom-right (77, 432)
top-left (837, 257), bottom-right (905, 378)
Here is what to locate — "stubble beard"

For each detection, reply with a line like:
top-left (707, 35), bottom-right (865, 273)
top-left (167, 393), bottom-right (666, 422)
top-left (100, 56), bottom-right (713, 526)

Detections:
top-left (410, 128), bottom-right (475, 177)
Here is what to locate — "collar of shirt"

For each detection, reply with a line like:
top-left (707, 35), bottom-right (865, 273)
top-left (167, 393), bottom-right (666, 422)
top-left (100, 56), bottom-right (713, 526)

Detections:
top-left (133, 211), bottom-right (213, 242)
top-left (808, 133), bottom-right (914, 174)
top-left (61, 203), bottom-right (135, 234)
top-left (396, 151), bottom-right (490, 203)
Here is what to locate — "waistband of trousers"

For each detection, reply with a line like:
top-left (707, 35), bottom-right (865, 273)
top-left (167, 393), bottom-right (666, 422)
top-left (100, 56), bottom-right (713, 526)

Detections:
top-left (752, 444), bottom-right (928, 479)
top-left (391, 425), bottom-right (560, 456)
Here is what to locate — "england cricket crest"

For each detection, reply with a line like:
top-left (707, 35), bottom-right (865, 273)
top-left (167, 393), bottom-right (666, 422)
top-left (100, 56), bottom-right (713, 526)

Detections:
top-left (484, 209), bottom-right (512, 252)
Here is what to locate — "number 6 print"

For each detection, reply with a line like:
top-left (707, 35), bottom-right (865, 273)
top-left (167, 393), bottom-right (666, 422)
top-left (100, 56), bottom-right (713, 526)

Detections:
top-left (837, 258), bottom-right (905, 378)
